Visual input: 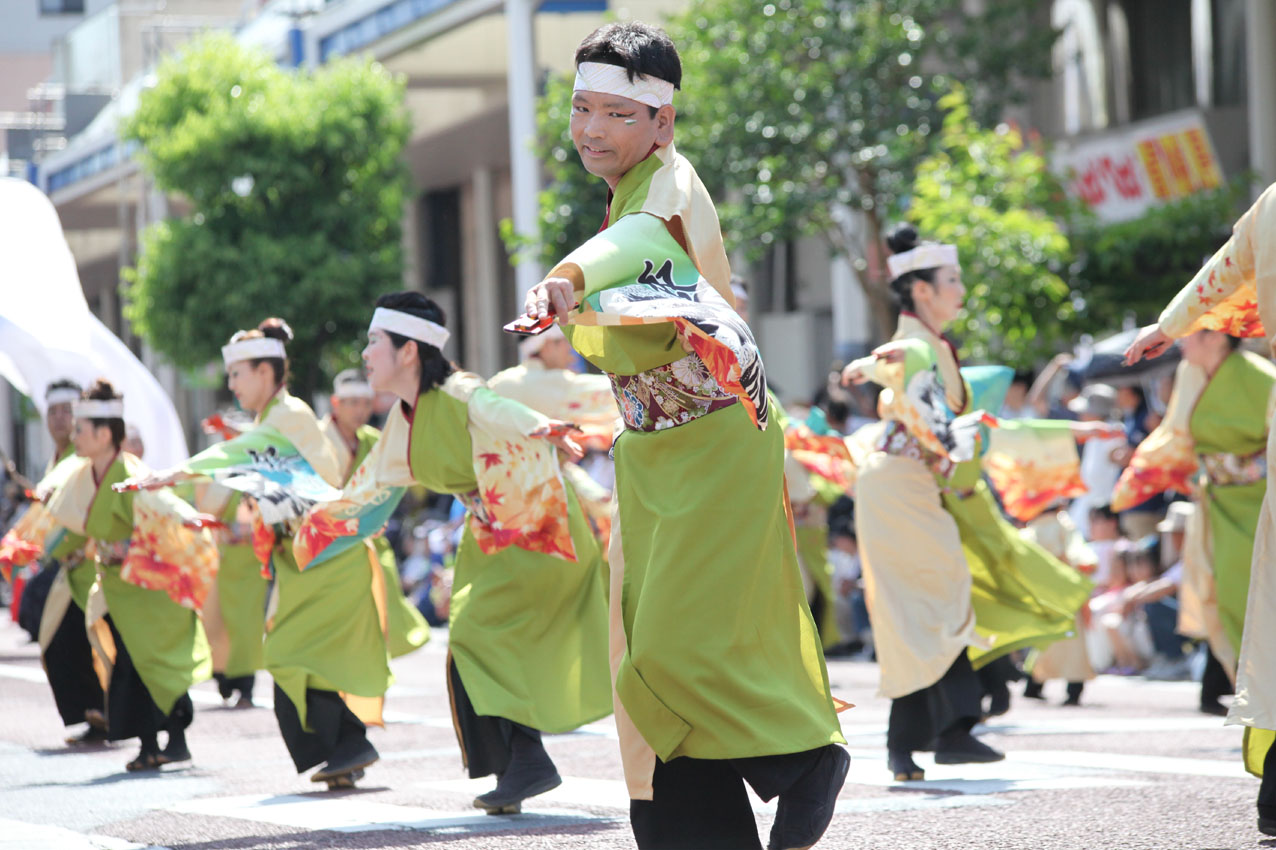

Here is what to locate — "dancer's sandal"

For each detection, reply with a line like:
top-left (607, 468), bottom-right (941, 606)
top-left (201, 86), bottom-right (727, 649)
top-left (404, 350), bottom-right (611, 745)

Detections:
top-left (126, 752), bottom-right (162, 772)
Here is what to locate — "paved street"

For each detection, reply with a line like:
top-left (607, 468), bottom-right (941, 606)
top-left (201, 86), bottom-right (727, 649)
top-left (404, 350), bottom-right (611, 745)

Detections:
top-left (0, 619), bottom-right (1265, 849)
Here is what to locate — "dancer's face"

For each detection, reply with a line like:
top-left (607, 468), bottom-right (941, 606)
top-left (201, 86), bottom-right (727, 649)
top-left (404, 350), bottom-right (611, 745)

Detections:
top-left (331, 395), bottom-right (374, 431)
top-left (72, 419), bottom-right (113, 459)
top-left (914, 264), bottom-right (966, 326)
top-left (362, 329), bottom-right (419, 401)
top-left (570, 89), bottom-right (674, 189)
top-left (226, 360), bottom-right (277, 415)
top-left (46, 402), bottom-right (73, 444)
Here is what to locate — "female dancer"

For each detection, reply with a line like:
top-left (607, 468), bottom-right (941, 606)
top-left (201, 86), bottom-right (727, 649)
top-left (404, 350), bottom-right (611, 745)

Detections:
top-left (303, 291), bottom-right (611, 813)
top-left (53, 380), bottom-right (214, 770)
top-left (843, 225), bottom-right (1109, 781)
top-left (123, 319), bottom-right (388, 788)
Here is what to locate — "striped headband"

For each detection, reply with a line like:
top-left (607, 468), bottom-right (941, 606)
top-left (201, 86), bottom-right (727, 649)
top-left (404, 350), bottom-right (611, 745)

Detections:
top-left (886, 244), bottom-right (960, 280)
top-left (574, 61), bottom-right (675, 109)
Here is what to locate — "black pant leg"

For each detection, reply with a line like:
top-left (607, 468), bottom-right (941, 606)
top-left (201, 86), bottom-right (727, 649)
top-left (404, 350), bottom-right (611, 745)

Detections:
top-left (103, 617), bottom-right (165, 743)
top-left (43, 600), bottom-right (105, 727)
top-left (448, 655), bottom-right (540, 779)
top-left (1258, 738), bottom-right (1276, 820)
top-left (887, 650), bottom-right (981, 752)
top-left (273, 684), bottom-right (368, 773)
top-left (630, 756), bottom-right (762, 850)
top-left (1201, 646), bottom-right (1235, 704)
top-left (729, 746), bottom-right (831, 803)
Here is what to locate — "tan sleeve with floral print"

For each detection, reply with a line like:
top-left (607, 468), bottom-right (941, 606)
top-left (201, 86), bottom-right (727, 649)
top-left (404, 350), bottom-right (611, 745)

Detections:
top-left (1158, 184), bottom-right (1276, 339)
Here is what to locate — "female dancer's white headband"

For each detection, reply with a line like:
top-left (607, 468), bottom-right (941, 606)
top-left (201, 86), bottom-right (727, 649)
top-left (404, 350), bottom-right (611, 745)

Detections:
top-left (886, 244), bottom-right (960, 281)
top-left (574, 61), bottom-right (675, 109)
top-left (221, 337), bottom-right (287, 369)
top-left (370, 308), bottom-right (450, 350)
top-left (73, 399), bottom-right (124, 419)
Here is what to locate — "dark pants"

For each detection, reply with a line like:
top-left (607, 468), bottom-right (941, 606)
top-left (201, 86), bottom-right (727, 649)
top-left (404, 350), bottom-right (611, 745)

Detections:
top-left (104, 617), bottom-right (192, 747)
top-left (1143, 599), bottom-right (1185, 659)
top-left (629, 747), bottom-right (836, 850)
top-left (214, 673), bottom-right (255, 702)
top-left (977, 655), bottom-right (1018, 705)
top-left (888, 651), bottom-right (981, 752)
top-left (447, 655), bottom-right (547, 779)
top-left (273, 683), bottom-right (370, 773)
top-left (43, 599), bottom-right (105, 727)
top-left (1200, 646), bottom-right (1235, 706)
top-left (1258, 739), bottom-right (1276, 820)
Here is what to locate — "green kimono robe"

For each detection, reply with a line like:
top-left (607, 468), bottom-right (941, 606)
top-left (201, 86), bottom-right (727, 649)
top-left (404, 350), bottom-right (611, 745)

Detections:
top-left (402, 374), bottom-right (610, 734)
top-left (1190, 351), bottom-right (1276, 655)
top-left (554, 145), bottom-right (844, 799)
top-left (325, 419), bottom-right (430, 659)
top-left (84, 456), bottom-right (212, 715)
top-left (204, 489), bottom-right (267, 679)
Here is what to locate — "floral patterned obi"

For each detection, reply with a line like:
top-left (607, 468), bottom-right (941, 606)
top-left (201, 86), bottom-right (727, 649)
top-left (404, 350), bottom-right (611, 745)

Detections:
top-left (878, 420), bottom-right (957, 483)
top-left (610, 354), bottom-right (737, 432)
top-left (1200, 448), bottom-right (1267, 487)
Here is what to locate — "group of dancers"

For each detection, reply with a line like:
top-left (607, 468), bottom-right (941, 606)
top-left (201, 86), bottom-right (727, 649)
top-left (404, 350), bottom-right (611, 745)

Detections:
top-left (4, 19), bottom-right (1276, 849)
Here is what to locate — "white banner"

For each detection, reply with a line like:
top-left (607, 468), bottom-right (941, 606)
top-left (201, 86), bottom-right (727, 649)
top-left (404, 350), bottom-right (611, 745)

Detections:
top-left (0, 177), bottom-right (188, 469)
top-left (1055, 110), bottom-right (1225, 223)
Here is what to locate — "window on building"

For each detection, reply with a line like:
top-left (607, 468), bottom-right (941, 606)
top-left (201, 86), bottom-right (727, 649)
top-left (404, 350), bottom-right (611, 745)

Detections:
top-left (1053, 0), bottom-right (1109, 134)
top-left (1211, 0), bottom-right (1247, 106)
top-left (39, 0), bottom-right (86, 14)
top-left (1115, 0), bottom-right (1195, 120)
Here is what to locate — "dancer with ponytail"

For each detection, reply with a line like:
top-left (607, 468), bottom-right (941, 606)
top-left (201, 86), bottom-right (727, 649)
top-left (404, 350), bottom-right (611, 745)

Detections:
top-left (121, 318), bottom-right (389, 789)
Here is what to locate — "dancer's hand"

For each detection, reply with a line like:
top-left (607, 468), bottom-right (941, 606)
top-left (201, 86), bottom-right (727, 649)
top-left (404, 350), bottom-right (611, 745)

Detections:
top-left (1124, 324), bottom-right (1173, 365)
top-left (524, 278), bottom-right (575, 321)
top-left (1070, 421), bottom-right (1125, 443)
top-left (531, 421), bottom-right (585, 462)
top-left (113, 469), bottom-right (182, 492)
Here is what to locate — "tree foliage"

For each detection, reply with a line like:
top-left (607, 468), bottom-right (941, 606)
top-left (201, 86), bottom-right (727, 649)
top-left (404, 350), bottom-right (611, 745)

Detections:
top-left (907, 89), bottom-right (1079, 368)
top-left (1069, 177), bottom-right (1253, 326)
top-left (122, 34), bottom-right (410, 398)
top-left (525, 0), bottom-right (1057, 340)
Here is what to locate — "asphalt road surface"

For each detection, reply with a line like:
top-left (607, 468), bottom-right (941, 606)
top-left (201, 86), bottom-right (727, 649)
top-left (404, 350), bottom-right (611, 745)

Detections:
top-left (0, 619), bottom-right (1265, 849)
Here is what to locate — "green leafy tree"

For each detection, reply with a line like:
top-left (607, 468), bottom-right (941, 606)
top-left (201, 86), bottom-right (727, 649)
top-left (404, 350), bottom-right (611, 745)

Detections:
top-left (122, 34), bottom-right (410, 397)
top-left (524, 0), bottom-right (1056, 341)
top-left (1070, 178), bottom-right (1253, 327)
top-left (907, 89), bottom-right (1079, 367)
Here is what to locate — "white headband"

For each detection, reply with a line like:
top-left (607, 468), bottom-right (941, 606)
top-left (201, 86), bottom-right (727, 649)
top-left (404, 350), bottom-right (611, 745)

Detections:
top-left (574, 61), bottom-right (675, 109)
top-left (370, 307), bottom-right (450, 350)
top-left (45, 388), bottom-right (81, 406)
top-left (334, 379), bottom-right (374, 400)
top-left (886, 244), bottom-right (959, 280)
top-left (222, 337), bottom-right (286, 369)
top-left (73, 399), bottom-right (123, 419)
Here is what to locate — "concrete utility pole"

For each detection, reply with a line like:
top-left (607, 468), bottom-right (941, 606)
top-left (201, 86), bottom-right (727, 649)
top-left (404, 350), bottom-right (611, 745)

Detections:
top-left (505, 0), bottom-right (543, 298)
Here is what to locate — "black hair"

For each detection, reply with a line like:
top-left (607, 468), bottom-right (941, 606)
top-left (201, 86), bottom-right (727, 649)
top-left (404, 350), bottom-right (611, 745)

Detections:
top-left (1089, 503), bottom-right (1118, 523)
top-left (825, 399), bottom-right (850, 425)
top-left (374, 291), bottom-right (455, 396)
top-left (227, 318), bottom-right (292, 386)
top-left (84, 378), bottom-right (125, 449)
top-left (575, 22), bottom-right (681, 117)
top-left (1012, 370), bottom-right (1034, 387)
top-left (1226, 334), bottom-right (1243, 351)
top-left (45, 378), bottom-right (82, 400)
top-left (885, 224), bottom-right (938, 313)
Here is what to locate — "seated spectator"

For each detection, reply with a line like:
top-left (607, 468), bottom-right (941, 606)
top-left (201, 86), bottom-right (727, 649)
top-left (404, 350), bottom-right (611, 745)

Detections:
top-left (1086, 504), bottom-right (1122, 590)
top-left (1123, 534), bottom-right (1190, 680)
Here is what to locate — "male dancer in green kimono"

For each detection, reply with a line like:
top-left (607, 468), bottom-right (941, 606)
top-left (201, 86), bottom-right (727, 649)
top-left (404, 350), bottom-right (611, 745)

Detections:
top-left (521, 22), bottom-right (848, 850)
